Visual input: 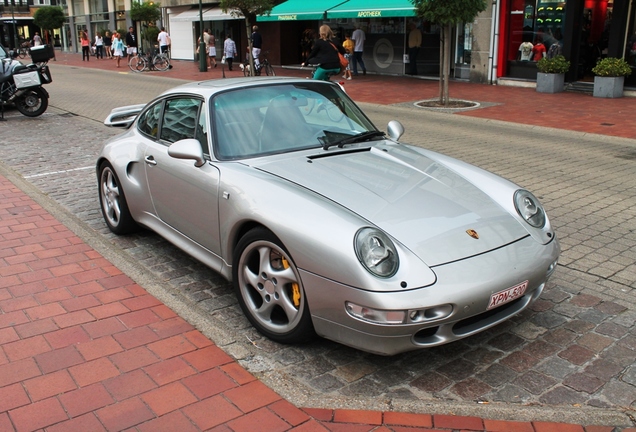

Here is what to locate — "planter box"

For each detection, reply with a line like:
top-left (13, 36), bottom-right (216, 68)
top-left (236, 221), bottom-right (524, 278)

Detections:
top-left (536, 72), bottom-right (564, 93)
top-left (593, 76), bottom-right (624, 98)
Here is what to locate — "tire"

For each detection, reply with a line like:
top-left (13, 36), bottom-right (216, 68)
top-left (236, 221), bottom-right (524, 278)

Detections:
top-left (98, 161), bottom-right (139, 234)
top-left (128, 55), bottom-right (146, 72)
top-left (18, 49), bottom-right (27, 59)
top-left (15, 87), bottom-right (48, 117)
top-left (153, 54), bottom-right (170, 71)
top-left (233, 227), bottom-right (315, 344)
top-left (265, 63), bottom-right (275, 76)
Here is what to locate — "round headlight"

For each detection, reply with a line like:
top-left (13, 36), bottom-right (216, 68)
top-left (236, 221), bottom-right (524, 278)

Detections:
top-left (354, 227), bottom-right (399, 278)
top-left (514, 189), bottom-right (546, 228)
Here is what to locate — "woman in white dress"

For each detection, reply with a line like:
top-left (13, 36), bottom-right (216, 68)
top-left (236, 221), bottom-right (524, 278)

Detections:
top-left (112, 33), bottom-right (124, 68)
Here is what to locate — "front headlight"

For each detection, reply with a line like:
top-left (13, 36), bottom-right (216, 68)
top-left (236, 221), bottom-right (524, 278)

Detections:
top-left (514, 189), bottom-right (546, 228)
top-left (354, 227), bottom-right (399, 278)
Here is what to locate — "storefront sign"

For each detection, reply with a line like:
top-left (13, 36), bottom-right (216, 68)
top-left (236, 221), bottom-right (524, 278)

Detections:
top-left (277, 14), bottom-right (298, 20)
top-left (358, 10), bottom-right (382, 17)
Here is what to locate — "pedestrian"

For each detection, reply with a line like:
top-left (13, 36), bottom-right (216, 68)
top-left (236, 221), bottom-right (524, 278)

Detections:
top-left (32, 32), bottom-right (42, 46)
top-left (94, 32), bottom-right (104, 59)
top-left (342, 32), bottom-right (354, 80)
top-left (80, 30), bottom-right (90, 61)
top-left (407, 22), bottom-right (421, 75)
top-left (112, 32), bottom-right (124, 68)
top-left (206, 29), bottom-right (217, 68)
top-left (157, 27), bottom-right (170, 54)
top-left (104, 31), bottom-right (113, 59)
top-left (302, 24), bottom-right (345, 81)
top-left (251, 25), bottom-right (262, 69)
top-left (223, 34), bottom-right (237, 71)
top-left (125, 26), bottom-right (138, 57)
top-left (351, 25), bottom-right (366, 76)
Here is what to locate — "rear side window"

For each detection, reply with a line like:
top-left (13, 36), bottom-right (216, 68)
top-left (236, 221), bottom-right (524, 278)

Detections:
top-left (137, 102), bottom-right (162, 138)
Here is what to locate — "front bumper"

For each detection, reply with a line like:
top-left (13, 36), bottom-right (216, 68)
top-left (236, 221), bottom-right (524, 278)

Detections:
top-left (302, 235), bottom-right (560, 355)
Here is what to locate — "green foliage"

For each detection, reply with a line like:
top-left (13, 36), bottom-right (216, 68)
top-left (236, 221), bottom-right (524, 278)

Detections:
top-left (536, 55), bottom-right (570, 74)
top-left (131, 1), bottom-right (161, 24)
top-left (591, 57), bottom-right (632, 77)
top-left (142, 26), bottom-right (159, 46)
top-left (220, 0), bottom-right (275, 19)
top-left (410, 0), bottom-right (487, 25)
top-left (33, 6), bottom-right (66, 31)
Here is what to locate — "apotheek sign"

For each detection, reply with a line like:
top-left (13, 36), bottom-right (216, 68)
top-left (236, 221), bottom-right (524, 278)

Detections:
top-left (277, 14), bottom-right (297, 20)
top-left (358, 11), bottom-right (382, 17)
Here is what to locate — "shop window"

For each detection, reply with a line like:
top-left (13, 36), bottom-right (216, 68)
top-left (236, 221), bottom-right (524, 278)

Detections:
top-left (508, 0), bottom-right (566, 63)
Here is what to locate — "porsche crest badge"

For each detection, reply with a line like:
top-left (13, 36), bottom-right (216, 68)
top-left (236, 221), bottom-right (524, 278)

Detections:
top-left (466, 229), bottom-right (479, 239)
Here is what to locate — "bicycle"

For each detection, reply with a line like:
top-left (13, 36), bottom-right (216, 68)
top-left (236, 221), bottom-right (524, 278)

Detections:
top-left (241, 50), bottom-right (275, 77)
top-left (17, 41), bottom-right (31, 59)
top-left (128, 49), bottom-right (170, 72)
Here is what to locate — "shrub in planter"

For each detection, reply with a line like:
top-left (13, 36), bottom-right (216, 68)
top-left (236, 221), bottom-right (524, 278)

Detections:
top-left (536, 55), bottom-right (570, 93)
top-left (591, 57), bottom-right (632, 77)
top-left (536, 55), bottom-right (570, 74)
top-left (591, 57), bottom-right (632, 98)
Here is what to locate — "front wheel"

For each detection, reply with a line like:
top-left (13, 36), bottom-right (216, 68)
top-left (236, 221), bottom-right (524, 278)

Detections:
top-left (233, 228), bottom-right (315, 344)
top-left (128, 55), bottom-right (146, 72)
top-left (15, 87), bottom-right (48, 117)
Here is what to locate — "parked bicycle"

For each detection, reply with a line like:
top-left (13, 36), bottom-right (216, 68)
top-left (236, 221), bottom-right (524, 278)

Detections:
top-left (241, 50), bottom-right (275, 77)
top-left (17, 41), bottom-right (31, 59)
top-left (128, 49), bottom-right (170, 72)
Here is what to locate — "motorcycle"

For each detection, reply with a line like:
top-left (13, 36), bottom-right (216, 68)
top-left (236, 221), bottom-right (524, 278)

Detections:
top-left (1, 45), bottom-right (53, 117)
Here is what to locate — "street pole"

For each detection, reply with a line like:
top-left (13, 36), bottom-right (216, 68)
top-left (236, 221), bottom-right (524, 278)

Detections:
top-left (198, 0), bottom-right (207, 72)
top-left (11, 0), bottom-right (19, 49)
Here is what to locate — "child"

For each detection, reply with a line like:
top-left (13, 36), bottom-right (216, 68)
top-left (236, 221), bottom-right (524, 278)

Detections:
top-left (342, 32), bottom-right (354, 80)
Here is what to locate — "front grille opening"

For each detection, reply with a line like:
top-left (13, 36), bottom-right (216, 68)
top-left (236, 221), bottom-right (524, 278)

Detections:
top-left (453, 297), bottom-right (525, 336)
top-left (413, 326), bottom-right (439, 343)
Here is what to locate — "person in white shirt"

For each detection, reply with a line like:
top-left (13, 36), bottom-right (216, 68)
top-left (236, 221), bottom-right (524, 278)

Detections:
top-left (223, 34), bottom-right (237, 71)
top-left (351, 25), bottom-right (367, 76)
top-left (157, 27), bottom-right (170, 54)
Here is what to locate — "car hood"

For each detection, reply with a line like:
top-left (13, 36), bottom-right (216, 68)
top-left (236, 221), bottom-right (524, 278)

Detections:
top-left (254, 145), bottom-right (529, 267)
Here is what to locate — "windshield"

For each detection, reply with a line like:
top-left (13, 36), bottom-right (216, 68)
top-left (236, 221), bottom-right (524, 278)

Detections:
top-left (211, 82), bottom-right (378, 160)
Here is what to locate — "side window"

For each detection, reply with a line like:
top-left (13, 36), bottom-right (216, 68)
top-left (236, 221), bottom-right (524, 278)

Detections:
top-left (137, 102), bottom-right (162, 139)
top-left (159, 98), bottom-right (202, 144)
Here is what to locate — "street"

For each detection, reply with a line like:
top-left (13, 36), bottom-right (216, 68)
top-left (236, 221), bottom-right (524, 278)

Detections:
top-left (0, 64), bottom-right (634, 427)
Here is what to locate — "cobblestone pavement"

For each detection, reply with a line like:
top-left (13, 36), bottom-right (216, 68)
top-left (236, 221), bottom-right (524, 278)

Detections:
top-left (0, 64), bottom-right (634, 427)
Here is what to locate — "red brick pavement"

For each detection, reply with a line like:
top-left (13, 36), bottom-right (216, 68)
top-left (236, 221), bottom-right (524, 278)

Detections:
top-left (2, 53), bottom-right (636, 431)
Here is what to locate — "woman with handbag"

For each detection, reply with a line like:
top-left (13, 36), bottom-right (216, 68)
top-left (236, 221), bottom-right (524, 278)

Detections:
top-left (302, 24), bottom-right (346, 81)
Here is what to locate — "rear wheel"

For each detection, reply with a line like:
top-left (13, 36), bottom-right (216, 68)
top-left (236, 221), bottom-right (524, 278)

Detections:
top-left (233, 228), bottom-right (315, 344)
top-left (15, 87), bottom-right (48, 117)
top-left (153, 54), bottom-right (170, 71)
top-left (98, 161), bottom-right (139, 234)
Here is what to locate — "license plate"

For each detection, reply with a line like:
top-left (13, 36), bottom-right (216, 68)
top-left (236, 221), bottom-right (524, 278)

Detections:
top-left (487, 281), bottom-right (528, 310)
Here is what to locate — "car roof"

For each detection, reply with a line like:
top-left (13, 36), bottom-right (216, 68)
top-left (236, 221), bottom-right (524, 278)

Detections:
top-left (161, 76), bottom-right (336, 98)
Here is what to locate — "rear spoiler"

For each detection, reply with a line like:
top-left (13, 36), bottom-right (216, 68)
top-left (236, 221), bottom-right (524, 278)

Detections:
top-left (104, 104), bottom-right (146, 128)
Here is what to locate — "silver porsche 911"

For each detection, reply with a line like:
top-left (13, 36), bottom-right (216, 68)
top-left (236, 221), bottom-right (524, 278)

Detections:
top-left (97, 77), bottom-right (559, 356)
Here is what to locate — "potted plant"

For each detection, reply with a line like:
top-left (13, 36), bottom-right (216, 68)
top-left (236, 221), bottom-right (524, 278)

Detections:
top-left (591, 57), bottom-right (632, 98)
top-left (536, 55), bottom-right (570, 93)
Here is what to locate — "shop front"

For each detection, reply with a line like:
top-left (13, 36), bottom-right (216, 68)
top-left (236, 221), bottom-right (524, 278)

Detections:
top-left (497, 0), bottom-right (636, 88)
top-left (257, 0), bottom-right (443, 77)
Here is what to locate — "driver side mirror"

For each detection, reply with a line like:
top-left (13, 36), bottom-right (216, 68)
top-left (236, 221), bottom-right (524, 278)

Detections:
top-left (168, 139), bottom-right (206, 167)
top-left (387, 120), bottom-right (404, 141)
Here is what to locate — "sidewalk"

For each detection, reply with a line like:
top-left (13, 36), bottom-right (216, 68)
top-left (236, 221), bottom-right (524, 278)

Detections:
top-left (1, 52), bottom-right (636, 432)
top-left (49, 50), bottom-right (636, 140)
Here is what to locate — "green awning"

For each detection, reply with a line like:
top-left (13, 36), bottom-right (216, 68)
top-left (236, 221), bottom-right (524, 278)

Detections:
top-left (257, 0), bottom-right (348, 21)
top-left (327, 0), bottom-right (416, 19)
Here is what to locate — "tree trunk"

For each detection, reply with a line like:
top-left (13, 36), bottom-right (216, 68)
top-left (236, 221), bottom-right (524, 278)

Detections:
top-left (438, 31), bottom-right (443, 104)
top-left (443, 23), bottom-right (451, 106)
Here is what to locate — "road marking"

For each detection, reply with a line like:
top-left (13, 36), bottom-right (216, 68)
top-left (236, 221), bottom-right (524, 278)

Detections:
top-left (24, 166), bottom-right (94, 179)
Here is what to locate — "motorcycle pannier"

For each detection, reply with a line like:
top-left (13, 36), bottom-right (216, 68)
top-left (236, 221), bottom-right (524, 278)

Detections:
top-left (14, 70), bottom-right (41, 89)
top-left (29, 44), bottom-right (55, 63)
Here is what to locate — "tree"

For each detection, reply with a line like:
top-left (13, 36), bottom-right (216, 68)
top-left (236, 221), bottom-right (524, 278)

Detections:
top-left (33, 6), bottom-right (65, 48)
top-left (411, 0), bottom-right (486, 106)
top-left (131, 1), bottom-right (162, 52)
top-left (220, 0), bottom-right (274, 76)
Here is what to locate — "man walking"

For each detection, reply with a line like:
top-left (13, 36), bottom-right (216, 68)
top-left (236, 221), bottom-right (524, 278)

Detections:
top-left (407, 22), bottom-right (421, 75)
top-left (251, 25), bottom-right (263, 70)
top-left (351, 25), bottom-right (366, 76)
top-left (223, 34), bottom-right (237, 71)
top-left (157, 27), bottom-right (170, 54)
top-left (125, 26), bottom-right (137, 57)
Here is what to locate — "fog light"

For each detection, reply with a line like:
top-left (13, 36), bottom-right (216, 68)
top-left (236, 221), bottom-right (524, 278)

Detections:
top-left (408, 304), bottom-right (453, 323)
top-left (345, 302), bottom-right (406, 324)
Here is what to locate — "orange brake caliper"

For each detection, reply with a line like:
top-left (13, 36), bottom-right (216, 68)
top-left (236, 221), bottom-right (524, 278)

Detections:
top-left (281, 257), bottom-right (301, 308)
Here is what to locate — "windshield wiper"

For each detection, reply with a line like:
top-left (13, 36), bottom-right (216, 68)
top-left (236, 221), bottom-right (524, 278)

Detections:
top-left (322, 130), bottom-right (386, 150)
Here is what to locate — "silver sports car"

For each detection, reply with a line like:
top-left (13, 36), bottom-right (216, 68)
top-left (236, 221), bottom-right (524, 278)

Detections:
top-left (97, 77), bottom-right (559, 356)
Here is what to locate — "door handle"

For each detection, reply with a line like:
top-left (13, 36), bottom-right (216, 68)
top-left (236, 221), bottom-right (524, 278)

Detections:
top-left (144, 155), bottom-right (157, 166)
